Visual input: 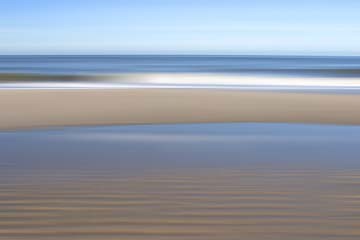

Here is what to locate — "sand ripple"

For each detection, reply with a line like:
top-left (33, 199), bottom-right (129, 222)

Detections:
top-left (1, 169), bottom-right (360, 239)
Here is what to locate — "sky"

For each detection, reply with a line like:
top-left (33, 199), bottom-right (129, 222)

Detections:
top-left (1, 0), bottom-right (360, 55)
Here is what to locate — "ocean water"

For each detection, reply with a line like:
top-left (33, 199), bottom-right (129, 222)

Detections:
top-left (1, 55), bottom-right (360, 76)
top-left (1, 55), bottom-right (360, 90)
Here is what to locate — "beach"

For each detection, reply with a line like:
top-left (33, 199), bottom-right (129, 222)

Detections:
top-left (1, 88), bottom-right (360, 130)
top-left (2, 168), bottom-right (360, 240)
top-left (2, 0), bottom-right (360, 237)
top-left (2, 123), bottom-right (360, 240)
top-left (2, 88), bottom-right (360, 240)
top-left (1, 55), bottom-right (360, 239)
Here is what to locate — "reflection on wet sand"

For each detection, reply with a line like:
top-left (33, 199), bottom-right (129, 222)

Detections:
top-left (1, 169), bottom-right (360, 239)
top-left (1, 123), bottom-right (360, 239)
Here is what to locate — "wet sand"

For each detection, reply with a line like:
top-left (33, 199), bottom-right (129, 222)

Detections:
top-left (1, 168), bottom-right (360, 240)
top-left (1, 89), bottom-right (360, 130)
top-left (1, 123), bottom-right (360, 239)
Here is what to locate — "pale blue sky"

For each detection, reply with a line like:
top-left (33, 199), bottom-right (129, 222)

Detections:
top-left (1, 0), bottom-right (360, 55)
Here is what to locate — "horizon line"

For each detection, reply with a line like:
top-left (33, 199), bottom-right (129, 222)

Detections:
top-left (1, 54), bottom-right (360, 58)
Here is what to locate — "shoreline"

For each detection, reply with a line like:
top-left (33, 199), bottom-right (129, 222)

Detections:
top-left (1, 88), bottom-right (360, 130)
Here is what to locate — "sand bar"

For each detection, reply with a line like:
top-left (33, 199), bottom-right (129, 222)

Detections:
top-left (1, 89), bottom-right (360, 130)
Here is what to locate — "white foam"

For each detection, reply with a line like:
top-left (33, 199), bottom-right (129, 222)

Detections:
top-left (124, 73), bottom-right (360, 87)
top-left (1, 73), bottom-right (360, 90)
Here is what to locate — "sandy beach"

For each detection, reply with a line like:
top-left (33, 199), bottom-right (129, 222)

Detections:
top-left (1, 89), bottom-right (360, 130)
top-left (2, 168), bottom-right (360, 240)
top-left (2, 122), bottom-right (360, 240)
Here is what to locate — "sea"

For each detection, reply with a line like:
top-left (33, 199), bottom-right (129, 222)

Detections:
top-left (1, 55), bottom-right (360, 91)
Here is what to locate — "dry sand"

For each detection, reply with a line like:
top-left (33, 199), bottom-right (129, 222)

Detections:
top-left (1, 88), bottom-right (360, 130)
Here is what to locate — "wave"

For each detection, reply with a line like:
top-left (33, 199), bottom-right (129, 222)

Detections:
top-left (0, 73), bottom-right (113, 82)
top-left (1, 73), bottom-right (360, 89)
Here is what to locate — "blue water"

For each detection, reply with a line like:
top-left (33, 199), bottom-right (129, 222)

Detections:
top-left (1, 55), bottom-right (360, 77)
top-left (2, 123), bottom-right (360, 171)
